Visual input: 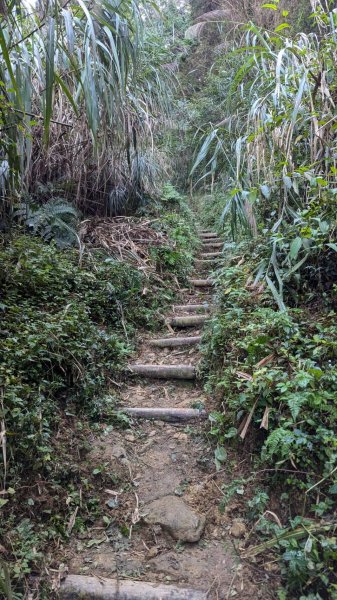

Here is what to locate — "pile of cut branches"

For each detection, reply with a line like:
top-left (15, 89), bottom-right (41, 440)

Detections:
top-left (79, 217), bottom-right (169, 269)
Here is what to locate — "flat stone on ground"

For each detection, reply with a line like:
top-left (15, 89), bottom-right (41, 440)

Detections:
top-left (143, 495), bottom-right (205, 542)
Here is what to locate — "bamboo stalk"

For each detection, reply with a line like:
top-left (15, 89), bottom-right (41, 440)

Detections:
top-left (150, 336), bottom-right (202, 348)
top-left (60, 575), bottom-right (207, 599)
top-left (122, 407), bottom-right (207, 422)
top-left (128, 364), bottom-right (196, 379)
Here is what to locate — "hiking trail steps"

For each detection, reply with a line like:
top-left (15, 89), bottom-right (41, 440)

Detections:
top-left (60, 230), bottom-right (272, 600)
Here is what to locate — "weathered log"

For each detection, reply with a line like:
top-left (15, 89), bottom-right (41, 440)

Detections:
top-left (122, 407), bottom-right (207, 422)
top-left (173, 304), bottom-right (210, 313)
top-left (200, 252), bottom-right (222, 259)
top-left (60, 575), bottom-right (207, 600)
top-left (199, 232), bottom-right (218, 239)
top-left (202, 241), bottom-right (223, 248)
top-left (128, 364), bottom-right (196, 379)
top-left (194, 259), bottom-right (217, 266)
top-left (150, 336), bottom-right (202, 348)
top-left (188, 278), bottom-right (213, 287)
top-left (168, 315), bottom-right (208, 327)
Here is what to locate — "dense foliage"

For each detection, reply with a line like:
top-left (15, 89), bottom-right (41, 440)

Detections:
top-left (201, 241), bottom-right (337, 598)
top-left (0, 188), bottom-right (197, 595)
top-left (2, 0), bottom-right (337, 598)
top-left (183, 2), bottom-right (337, 598)
top-left (0, 0), bottom-right (173, 216)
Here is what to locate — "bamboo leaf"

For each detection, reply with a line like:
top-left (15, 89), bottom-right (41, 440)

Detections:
top-left (274, 23), bottom-right (290, 32)
top-left (266, 275), bottom-right (286, 312)
top-left (44, 16), bottom-right (55, 144)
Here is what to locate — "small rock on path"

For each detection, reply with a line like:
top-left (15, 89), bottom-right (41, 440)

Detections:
top-left (143, 495), bottom-right (205, 542)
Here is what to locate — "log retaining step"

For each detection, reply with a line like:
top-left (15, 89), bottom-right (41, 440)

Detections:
top-left (199, 232), bottom-right (218, 239)
top-left (200, 252), bottom-right (222, 259)
top-left (194, 259), bottom-right (217, 266)
top-left (188, 278), bottom-right (213, 288)
top-left (150, 336), bottom-right (202, 348)
top-left (173, 304), bottom-right (210, 313)
top-left (202, 241), bottom-right (223, 249)
top-left (128, 364), bottom-right (196, 380)
top-left (122, 407), bottom-right (207, 422)
top-left (60, 575), bottom-right (207, 600)
top-left (168, 315), bottom-right (208, 327)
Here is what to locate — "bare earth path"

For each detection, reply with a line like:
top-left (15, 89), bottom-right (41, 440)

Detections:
top-left (59, 232), bottom-right (274, 599)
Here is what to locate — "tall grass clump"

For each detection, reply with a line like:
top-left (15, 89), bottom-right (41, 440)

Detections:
top-left (191, 0), bottom-right (337, 307)
top-left (0, 0), bottom-right (173, 218)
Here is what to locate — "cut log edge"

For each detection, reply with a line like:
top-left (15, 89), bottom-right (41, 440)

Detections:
top-left (167, 315), bottom-right (208, 327)
top-left (127, 364), bottom-right (197, 380)
top-left (150, 336), bottom-right (202, 347)
top-left (121, 407), bottom-right (208, 422)
top-left (59, 574), bottom-right (207, 600)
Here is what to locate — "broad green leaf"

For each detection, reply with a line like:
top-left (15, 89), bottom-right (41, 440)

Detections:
top-left (274, 23), bottom-right (290, 32)
top-left (266, 275), bottom-right (286, 312)
top-left (215, 446), bottom-right (227, 462)
top-left (289, 237), bottom-right (302, 260)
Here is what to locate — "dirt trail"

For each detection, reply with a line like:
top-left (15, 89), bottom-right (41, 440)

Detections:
top-left (60, 232), bottom-right (273, 599)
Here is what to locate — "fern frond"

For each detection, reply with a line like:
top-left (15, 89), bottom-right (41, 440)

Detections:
top-left (285, 392), bottom-right (307, 421)
top-left (263, 427), bottom-right (291, 460)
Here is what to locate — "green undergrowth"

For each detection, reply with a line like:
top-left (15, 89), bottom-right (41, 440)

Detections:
top-left (201, 238), bottom-right (337, 599)
top-left (146, 183), bottom-right (199, 275)
top-left (0, 185), bottom-right (197, 596)
top-left (191, 192), bottom-right (225, 232)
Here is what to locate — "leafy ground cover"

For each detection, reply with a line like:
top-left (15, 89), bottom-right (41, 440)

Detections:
top-left (200, 237), bottom-right (337, 599)
top-left (182, 3), bottom-right (337, 596)
top-left (0, 187), bottom-right (197, 596)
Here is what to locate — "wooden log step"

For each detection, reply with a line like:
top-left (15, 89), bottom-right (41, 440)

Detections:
top-left (194, 259), bottom-right (217, 266)
top-left (202, 241), bottom-right (223, 248)
top-left (150, 336), bottom-right (202, 348)
top-left (173, 304), bottom-right (210, 313)
top-left (128, 364), bottom-right (196, 380)
top-left (199, 232), bottom-right (218, 239)
top-left (200, 252), bottom-right (222, 259)
top-left (122, 407), bottom-right (208, 422)
top-left (168, 315), bottom-right (208, 327)
top-left (188, 278), bottom-right (213, 287)
top-left (60, 574), bottom-right (207, 599)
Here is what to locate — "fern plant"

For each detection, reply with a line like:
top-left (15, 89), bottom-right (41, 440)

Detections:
top-left (15, 200), bottom-right (79, 247)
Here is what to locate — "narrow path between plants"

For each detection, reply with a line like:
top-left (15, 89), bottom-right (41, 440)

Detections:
top-left (59, 231), bottom-right (272, 600)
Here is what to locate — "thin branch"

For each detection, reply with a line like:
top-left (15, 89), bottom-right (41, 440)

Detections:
top-left (10, 107), bottom-right (73, 128)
